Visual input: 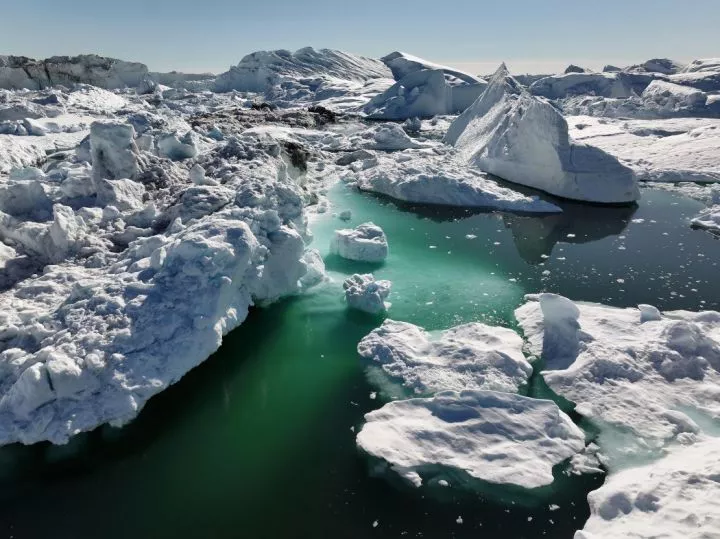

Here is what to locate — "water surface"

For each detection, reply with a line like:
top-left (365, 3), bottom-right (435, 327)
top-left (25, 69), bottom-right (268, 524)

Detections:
top-left (0, 185), bottom-right (717, 539)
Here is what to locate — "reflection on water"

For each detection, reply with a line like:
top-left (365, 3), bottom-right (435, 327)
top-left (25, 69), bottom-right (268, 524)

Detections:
top-left (503, 202), bottom-right (636, 264)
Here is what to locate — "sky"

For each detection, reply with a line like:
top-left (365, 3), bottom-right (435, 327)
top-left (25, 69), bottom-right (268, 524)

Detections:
top-left (1, 0), bottom-right (718, 75)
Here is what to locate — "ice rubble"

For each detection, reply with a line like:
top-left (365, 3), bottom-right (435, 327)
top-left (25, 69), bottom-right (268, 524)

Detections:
top-left (330, 222), bottom-right (388, 263)
top-left (364, 52), bottom-right (488, 119)
top-left (356, 390), bottom-right (585, 489)
top-left (343, 273), bottom-right (391, 314)
top-left (357, 320), bottom-right (532, 394)
top-left (0, 113), bottom-right (325, 444)
top-left (568, 116), bottom-right (720, 182)
top-left (576, 437), bottom-right (720, 539)
top-left (445, 64), bottom-right (639, 204)
top-left (560, 80), bottom-right (719, 120)
top-left (515, 293), bottom-right (720, 466)
top-left (347, 147), bottom-right (561, 212)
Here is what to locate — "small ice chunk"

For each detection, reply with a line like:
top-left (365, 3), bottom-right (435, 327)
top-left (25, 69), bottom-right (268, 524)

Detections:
top-left (358, 319), bottom-right (532, 394)
top-left (330, 222), bottom-right (388, 263)
top-left (343, 273), bottom-right (391, 314)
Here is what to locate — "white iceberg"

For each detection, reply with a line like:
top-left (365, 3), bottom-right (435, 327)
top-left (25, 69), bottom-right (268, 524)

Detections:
top-left (330, 222), bottom-right (388, 262)
top-left (515, 293), bottom-right (720, 467)
top-left (350, 147), bottom-right (561, 212)
top-left (576, 438), bottom-right (720, 539)
top-left (363, 69), bottom-right (453, 120)
top-left (445, 64), bottom-right (639, 204)
top-left (356, 390), bottom-right (585, 488)
top-left (343, 273), bottom-right (391, 314)
top-left (568, 116), bottom-right (720, 182)
top-left (90, 121), bottom-right (139, 181)
top-left (357, 319), bottom-right (532, 394)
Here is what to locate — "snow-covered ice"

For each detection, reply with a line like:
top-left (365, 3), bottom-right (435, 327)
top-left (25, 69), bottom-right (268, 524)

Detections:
top-left (348, 147), bottom-right (561, 212)
top-left (568, 116), bottom-right (720, 182)
top-left (343, 273), bottom-right (391, 314)
top-left (356, 390), bottom-right (585, 488)
top-left (576, 437), bottom-right (720, 539)
top-left (691, 205), bottom-right (720, 233)
top-left (446, 64), bottom-right (639, 203)
top-left (330, 222), bottom-right (388, 263)
top-left (213, 47), bottom-right (393, 110)
top-left (516, 293), bottom-right (720, 467)
top-left (357, 319), bottom-right (532, 394)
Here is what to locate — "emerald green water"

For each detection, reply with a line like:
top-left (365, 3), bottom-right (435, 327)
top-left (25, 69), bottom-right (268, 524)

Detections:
top-left (0, 184), bottom-right (718, 539)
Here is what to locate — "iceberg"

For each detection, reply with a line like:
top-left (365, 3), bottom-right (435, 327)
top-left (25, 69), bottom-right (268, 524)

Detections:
top-left (330, 222), bottom-right (388, 263)
top-left (364, 52), bottom-right (488, 119)
top-left (445, 64), bottom-right (639, 204)
top-left (515, 293), bottom-right (720, 467)
top-left (357, 319), bottom-right (532, 394)
top-left (356, 390), bottom-right (585, 489)
top-left (576, 438), bottom-right (720, 539)
top-left (343, 273), bottom-right (391, 314)
top-left (0, 129), bottom-right (319, 445)
top-left (0, 54), bottom-right (150, 90)
top-left (349, 147), bottom-right (561, 212)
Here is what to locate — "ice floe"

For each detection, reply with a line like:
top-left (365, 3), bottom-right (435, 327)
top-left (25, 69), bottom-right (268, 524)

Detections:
top-left (577, 437), bottom-right (720, 539)
top-left (356, 390), bottom-right (585, 489)
top-left (357, 319), bottom-right (532, 394)
top-left (347, 147), bottom-right (561, 212)
top-left (516, 293), bottom-right (720, 468)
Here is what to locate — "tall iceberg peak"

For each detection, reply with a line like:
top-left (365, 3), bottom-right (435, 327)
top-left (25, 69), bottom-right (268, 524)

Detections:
top-left (445, 63), bottom-right (639, 204)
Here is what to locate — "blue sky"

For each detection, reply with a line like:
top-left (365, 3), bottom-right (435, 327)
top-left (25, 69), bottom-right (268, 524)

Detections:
top-left (2, 0), bottom-right (718, 74)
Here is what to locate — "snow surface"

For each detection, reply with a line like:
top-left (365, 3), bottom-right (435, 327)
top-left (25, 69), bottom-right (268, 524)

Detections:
top-left (568, 116), bottom-right (720, 182)
top-left (357, 390), bottom-right (585, 489)
top-left (446, 64), bottom-right (639, 203)
top-left (330, 222), bottom-right (388, 263)
top-left (516, 293), bottom-right (720, 468)
top-left (0, 91), bottom-right (326, 444)
top-left (577, 437), bottom-right (720, 539)
top-left (213, 47), bottom-right (393, 110)
top-left (357, 319), bottom-right (532, 394)
top-left (343, 273), bottom-right (391, 314)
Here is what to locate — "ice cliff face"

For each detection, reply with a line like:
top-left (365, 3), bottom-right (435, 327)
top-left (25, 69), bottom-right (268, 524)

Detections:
top-left (446, 64), bottom-right (639, 204)
top-left (0, 54), bottom-right (150, 90)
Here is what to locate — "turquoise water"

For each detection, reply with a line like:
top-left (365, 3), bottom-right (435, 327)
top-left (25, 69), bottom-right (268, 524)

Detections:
top-left (0, 184), bottom-right (718, 539)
